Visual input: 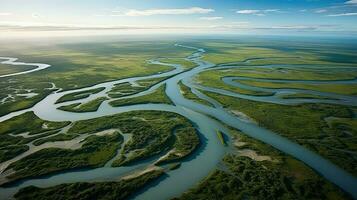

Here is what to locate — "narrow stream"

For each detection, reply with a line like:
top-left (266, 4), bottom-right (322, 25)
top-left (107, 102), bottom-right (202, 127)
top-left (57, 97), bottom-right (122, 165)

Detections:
top-left (0, 44), bottom-right (356, 199)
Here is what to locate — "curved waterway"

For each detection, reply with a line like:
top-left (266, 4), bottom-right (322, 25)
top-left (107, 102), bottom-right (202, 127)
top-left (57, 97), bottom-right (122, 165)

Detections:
top-left (0, 57), bottom-right (51, 78)
top-left (0, 44), bottom-right (356, 199)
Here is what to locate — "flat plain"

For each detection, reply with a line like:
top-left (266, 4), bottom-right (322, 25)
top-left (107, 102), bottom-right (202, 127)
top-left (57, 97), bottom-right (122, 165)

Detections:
top-left (0, 36), bottom-right (356, 200)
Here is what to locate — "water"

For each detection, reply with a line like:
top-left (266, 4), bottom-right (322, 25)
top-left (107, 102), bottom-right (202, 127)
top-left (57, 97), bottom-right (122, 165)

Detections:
top-left (0, 44), bottom-right (356, 199)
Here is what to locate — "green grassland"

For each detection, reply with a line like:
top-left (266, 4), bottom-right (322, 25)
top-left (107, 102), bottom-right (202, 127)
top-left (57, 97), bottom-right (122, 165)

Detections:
top-left (177, 129), bottom-right (349, 200)
top-left (156, 126), bottom-right (200, 164)
top-left (14, 169), bottom-right (164, 200)
top-left (109, 84), bottom-right (172, 107)
top-left (1, 110), bottom-right (199, 185)
top-left (0, 63), bottom-right (35, 76)
top-left (220, 67), bottom-right (357, 81)
top-left (6, 131), bottom-right (123, 184)
top-left (280, 93), bottom-right (337, 100)
top-left (158, 58), bottom-right (197, 70)
top-left (0, 111), bottom-right (69, 136)
top-left (56, 87), bottom-right (105, 103)
top-left (0, 130), bottom-right (59, 163)
top-left (58, 97), bottom-right (108, 112)
top-left (0, 81), bottom-right (55, 117)
top-left (0, 41), bottom-right (194, 117)
top-left (203, 91), bottom-right (357, 175)
top-left (33, 133), bottom-right (79, 146)
top-left (178, 81), bottom-right (212, 106)
top-left (0, 145), bottom-right (29, 164)
top-left (107, 76), bottom-right (171, 99)
top-left (194, 39), bottom-right (357, 66)
top-left (59, 110), bottom-right (198, 166)
top-left (196, 70), bottom-right (274, 96)
top-left (237, 80), bottom-right (357, 96)
top-left (107, 82), bottom-right (144, 98)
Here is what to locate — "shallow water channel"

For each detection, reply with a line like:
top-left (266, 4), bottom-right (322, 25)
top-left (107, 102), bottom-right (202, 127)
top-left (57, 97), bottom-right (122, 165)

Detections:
top-left (0, 44), bottom-right (356, 199)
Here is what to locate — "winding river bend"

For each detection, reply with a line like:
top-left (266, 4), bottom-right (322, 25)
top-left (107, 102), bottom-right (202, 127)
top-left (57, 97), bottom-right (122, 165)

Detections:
top-left (0, 44), bottom-right (356, 199)
top-left (0, 57), bottom-right (51, 78)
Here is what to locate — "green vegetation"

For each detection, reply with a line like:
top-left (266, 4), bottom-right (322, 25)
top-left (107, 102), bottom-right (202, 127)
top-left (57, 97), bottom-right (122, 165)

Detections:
top-left (54, 110), bottom-right (197, 167)
top-left (159, 58), bottom-right (197, 70)
top-left (329, 117), bottom-right (357, 135)
top-left (0, 145), bottom-right (29, 163)
top-left (33, 133), bottom-right (79, 146)
top-left (0, 63), bottom-right (35, 76)
top-left (0, 81), bottom-right (55, 117)
top-left (196, 40), bottom-right (357, 66)
top-left (178, 81), bottom-right (212, 106)
top-left (280, 93), bottom-right (336, 100)
top-left (196, 70), bottom-right (273, 96)
top-left (107, 82), bottom-right (144, 98)
top-left (221, 67), bottom-right (357, 81)
top-left (5, 132), bottom-right (123, 184)
top-left (107, 76), bottom-right (170, 98)
top-left (14, 169), bottom-right (164, 200)
top-left (0, 129), bottom-right (60, 162)
top-left (56, 87), bottom-right (105, 104)
top-left (109, 84), bottom-right (172, 107)
top-left (0, 111), bottom-right (69, 135)
top-left (0, 41), bottom-right (194, 116)
top-left (202, 46), bottom-right (292, 64)
top-left (57, 97), bottom-right (107, 112)
top-left (203, 91), bottom-right (357, 175)
top-left (157, 126), bottom-right (200, 164)
top-left (168, 162), bottom-right (181, 170)
top-left (237, 79), bottom-right (357, 96)
top-left (177, 129), bottom-right (349, 200)
top-left (1, 110), bottom-right (199, 185)
top-left (216, 130), bottom-right (226, 146)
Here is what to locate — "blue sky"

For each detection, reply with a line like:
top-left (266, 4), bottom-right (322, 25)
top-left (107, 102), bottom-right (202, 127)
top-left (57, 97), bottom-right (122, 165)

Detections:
top-left (0, 0), bottom-right (357, 37)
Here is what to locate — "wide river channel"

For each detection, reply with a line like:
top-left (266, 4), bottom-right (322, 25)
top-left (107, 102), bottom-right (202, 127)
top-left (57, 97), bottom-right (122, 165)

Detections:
top-left (0, 44), bottom-right (356, 199)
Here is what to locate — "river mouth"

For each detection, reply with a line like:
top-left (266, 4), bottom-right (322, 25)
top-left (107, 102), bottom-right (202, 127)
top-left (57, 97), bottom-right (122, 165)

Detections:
top-left (0, 43), bottom-right (356, 200)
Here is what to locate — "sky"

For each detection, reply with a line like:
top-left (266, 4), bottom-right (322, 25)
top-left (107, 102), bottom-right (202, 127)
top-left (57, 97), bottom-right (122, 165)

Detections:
top-left (0, 0), bottom-right (357, 37)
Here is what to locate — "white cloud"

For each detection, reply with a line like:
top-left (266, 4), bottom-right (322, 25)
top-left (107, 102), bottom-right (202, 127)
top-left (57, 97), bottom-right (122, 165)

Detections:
top-left (199, 16), bottom-right (223, 20)
top-left (119, 7), bottom-right (214, 16)
top-left (236, 9), bottom-right (280, 16)
top-left (0, 12), bottom-right (12, 16)
top-left (32, 13), bottom-right (40, 18)
top-left (345, 0), bottom-right (357, 4)
top-left (328, 12), bottom-right (357, 16)
top-left (315, 9), bottom-right (327, 13)
top-left (236, 10), bottom-right (260, 14)
top-left (264, 9), bottom-right (280, 12)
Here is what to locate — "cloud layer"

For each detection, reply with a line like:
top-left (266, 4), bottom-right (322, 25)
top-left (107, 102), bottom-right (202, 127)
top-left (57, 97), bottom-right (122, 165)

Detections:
top-left (116, 7), bottom-right (214, 16)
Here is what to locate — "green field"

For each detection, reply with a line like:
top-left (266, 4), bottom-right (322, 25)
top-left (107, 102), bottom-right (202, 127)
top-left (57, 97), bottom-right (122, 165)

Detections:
top-left (196, 70), bottom-right (274, 96)
top-left (1, 38), bottom-right (356, 199)
top-left (15, 168), bottom-right (164, 200)
top-left (58, 97), bottom-right (108, 112)
top-left (0, 41), bottom-right (194, 117)
top-left (177, 129), bottom-right (349, 200)
top-left (0, 63), bottom-right (36, 76)
top-left (109, 84), bottom-right (172, 107)
top-left (203, 91), bottom-right (357, 175)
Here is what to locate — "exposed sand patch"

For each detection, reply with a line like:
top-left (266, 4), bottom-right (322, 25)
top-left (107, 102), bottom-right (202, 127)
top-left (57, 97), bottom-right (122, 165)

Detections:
top-left (234, 140), bottom-right (246, 147)
top-left (121, 165), bottom-right (162, 180)
top-left (42, 123), bottom-right (49, 129)
top-left (132, 116), bottom-right (147, 121)
top-left (230, 110), bottom-right (257, 124)
top-left (237, 149), bottom-right (272, 162)
top-left (95, 129), bottom-right (118, 136)
top-left (155, 149), bottom-right (185, 164)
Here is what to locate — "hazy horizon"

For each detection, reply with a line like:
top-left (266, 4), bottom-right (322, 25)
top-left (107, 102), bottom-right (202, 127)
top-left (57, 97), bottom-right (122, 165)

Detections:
top-left (1, 0), bottom-right (357, 38)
